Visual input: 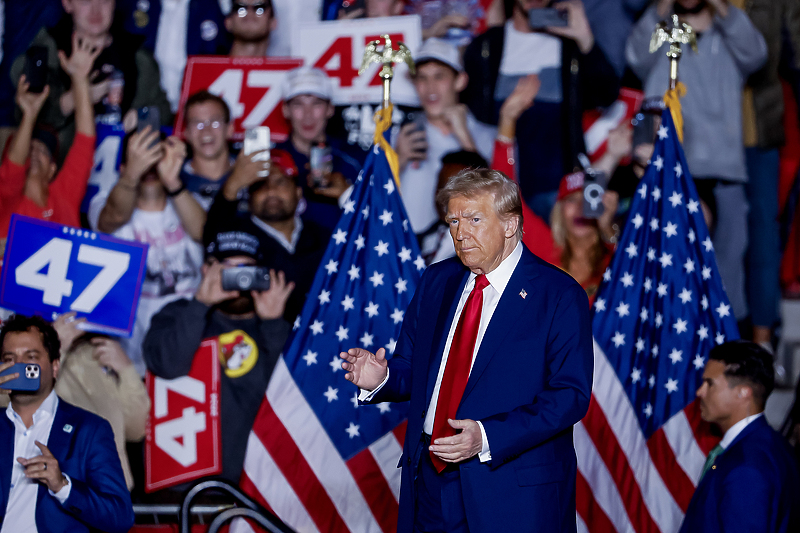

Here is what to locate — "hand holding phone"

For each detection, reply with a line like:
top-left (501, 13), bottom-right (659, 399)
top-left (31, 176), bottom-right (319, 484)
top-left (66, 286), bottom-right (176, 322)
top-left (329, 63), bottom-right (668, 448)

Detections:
top-left (244, 127), bottom-right (271, 177)
top-left (310, 144), bottom-right (333, 188)
top-left (24, 46), bottom-right (49, 94)
top-left (0, 363), bottom-right (40, 392)
top-left (528, 7), bottom-right (568, 30)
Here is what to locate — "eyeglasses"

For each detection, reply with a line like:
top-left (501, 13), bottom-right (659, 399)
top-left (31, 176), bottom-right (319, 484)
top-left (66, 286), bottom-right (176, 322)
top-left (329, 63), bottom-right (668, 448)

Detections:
top-left (233, 2), bottom-right (269, 16)
top-left (188, 120), bottom-right (224, 131)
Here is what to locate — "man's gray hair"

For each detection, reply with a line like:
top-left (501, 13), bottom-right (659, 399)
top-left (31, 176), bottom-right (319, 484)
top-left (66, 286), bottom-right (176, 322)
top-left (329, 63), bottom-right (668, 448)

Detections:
top-left (436, 168), bottom-right (523, 240)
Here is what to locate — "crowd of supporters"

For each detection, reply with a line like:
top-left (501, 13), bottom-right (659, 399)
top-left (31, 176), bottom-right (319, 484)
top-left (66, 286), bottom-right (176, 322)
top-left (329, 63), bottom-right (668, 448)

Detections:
top-left (1, 0), bottom-right (800, 512)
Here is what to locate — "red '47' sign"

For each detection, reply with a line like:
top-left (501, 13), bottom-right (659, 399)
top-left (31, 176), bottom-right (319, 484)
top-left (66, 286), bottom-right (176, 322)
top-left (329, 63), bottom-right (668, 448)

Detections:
top-left (292, 16), bottom-right (422, 107)
top-left (173, 56), bottom-right (304, 142)
top-left (145, 339), bottom-right (222, 492)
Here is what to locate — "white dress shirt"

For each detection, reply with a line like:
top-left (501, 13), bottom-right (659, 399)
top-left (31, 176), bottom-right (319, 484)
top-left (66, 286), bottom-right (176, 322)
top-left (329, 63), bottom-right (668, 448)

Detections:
top-left (1, 391), bottom-right (71, 533)
top-left (719, 412), bottom-right (763, 450)
top-left (362, 241), bottom-right (523, 463)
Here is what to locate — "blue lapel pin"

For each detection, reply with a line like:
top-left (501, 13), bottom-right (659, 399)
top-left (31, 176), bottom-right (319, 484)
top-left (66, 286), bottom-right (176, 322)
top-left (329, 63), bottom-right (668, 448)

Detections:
top-left (63, 424), bottom-right (73, 433)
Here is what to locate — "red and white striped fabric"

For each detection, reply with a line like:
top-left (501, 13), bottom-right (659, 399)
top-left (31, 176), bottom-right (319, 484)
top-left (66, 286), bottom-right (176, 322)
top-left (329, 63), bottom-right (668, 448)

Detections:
top-left (232, 359), bottom-right (406, 533)
top-left (575, 342), bottom-right (719, 533)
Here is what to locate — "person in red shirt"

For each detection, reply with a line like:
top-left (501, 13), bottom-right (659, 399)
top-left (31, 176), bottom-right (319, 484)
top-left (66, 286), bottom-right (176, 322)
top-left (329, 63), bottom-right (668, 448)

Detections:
top-left (0, 33), bottom-right (98, 258)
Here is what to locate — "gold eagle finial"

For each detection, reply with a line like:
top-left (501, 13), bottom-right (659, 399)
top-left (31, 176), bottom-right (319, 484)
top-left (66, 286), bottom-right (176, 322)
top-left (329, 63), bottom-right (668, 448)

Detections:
top-left (359, 34), bottom-right (415, 77)
top-left (650, 14), bottom-right (698, 55)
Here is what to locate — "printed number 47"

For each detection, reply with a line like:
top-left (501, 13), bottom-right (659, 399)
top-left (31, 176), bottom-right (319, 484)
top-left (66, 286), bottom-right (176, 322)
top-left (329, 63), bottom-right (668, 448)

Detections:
top-left (15, 237), bottom-right (130, 313)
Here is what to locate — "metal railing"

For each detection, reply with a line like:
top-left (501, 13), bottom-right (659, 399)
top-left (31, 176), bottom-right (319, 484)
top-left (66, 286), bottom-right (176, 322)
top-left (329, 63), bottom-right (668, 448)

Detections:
top-left (178, 478), bottom-right (295, 533)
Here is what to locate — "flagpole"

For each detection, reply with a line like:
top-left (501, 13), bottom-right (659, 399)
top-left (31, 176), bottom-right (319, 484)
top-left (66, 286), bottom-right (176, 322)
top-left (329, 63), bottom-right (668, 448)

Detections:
top-left (649, 14), bottom-right (697, 141)
top-left (358, 35), bottom-right (414, 184)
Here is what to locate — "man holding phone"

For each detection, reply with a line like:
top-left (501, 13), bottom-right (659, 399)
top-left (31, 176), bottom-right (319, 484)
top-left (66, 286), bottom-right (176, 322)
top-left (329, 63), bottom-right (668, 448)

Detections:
top-left (396, 38), bottom-right (497, 238)
top-left (0, 314), bottom-right (133, 533)
top-left (274, 66), bottom-right (364, 230)
top-left (461, 0), bottom-right (618, 221)
top-left (144, 229), bottom-right (294, 482)
top-left (205, 148), bottom-right (332, 322)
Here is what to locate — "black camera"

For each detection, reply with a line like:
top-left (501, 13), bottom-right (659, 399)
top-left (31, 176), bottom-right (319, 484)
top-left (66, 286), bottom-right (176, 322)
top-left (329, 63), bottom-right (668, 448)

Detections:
top-left (221, 266), bottom-right (271, 291)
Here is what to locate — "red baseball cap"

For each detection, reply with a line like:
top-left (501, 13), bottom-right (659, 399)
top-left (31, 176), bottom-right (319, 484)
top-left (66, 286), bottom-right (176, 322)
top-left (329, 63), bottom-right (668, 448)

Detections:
top-left (557, 171), bottom-right (585, 201)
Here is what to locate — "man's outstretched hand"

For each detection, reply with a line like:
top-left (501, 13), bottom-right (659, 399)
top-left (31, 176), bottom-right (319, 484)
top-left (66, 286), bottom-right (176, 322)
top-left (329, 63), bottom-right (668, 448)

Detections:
top-left (340, 347), bottom-right (389, 391)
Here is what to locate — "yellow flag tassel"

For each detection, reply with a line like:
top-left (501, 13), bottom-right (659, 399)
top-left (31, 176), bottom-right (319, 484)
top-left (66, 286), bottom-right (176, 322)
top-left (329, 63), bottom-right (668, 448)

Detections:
top-left (373, 104), bottom-right (401, 188)
top-left (663, 82), bottom-right (687, 143)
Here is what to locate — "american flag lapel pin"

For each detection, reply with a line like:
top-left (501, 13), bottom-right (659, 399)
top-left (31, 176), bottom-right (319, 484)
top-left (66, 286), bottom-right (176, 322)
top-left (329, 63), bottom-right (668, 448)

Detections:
top-left (519, 289), bottom-right (527, 299)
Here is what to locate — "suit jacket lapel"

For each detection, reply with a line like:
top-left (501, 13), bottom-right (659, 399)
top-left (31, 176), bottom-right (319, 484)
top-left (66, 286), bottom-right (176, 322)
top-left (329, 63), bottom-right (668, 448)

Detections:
top-left (425, 269), bottom-right (470, 404)
top-left (460, 250), bottom-right (539, 404)
top-left (47, 400), bottom-right (76, 464)
top-left (36, 400), bottom-right (75, 510)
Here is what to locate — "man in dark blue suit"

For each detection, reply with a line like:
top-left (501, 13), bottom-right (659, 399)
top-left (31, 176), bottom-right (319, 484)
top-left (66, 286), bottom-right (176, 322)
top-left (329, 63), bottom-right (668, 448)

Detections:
top-left (680, 340), bottom-right (800, 533)
top-left (341, 169), bottom-right (594, 533)
top-left (0, 314), bottom-right (134, 533)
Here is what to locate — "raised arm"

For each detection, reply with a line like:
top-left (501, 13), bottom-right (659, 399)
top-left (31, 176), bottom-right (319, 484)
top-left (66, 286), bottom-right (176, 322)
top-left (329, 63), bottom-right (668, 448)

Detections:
top-left (57, 34), bottom-right (101, 138)
top-left (709, 1), bottom-right (768, 76)
top-left (97, 128), bottom-right (162, 234)
top-left (156, 136), bottom-right (206, 242)
top-left (8, 76), bottom-right (50, 166)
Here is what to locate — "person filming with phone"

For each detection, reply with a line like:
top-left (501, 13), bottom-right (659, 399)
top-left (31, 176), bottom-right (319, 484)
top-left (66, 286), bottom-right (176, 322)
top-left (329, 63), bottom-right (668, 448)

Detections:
top-left (88, 127), bottom-right (207, 375)
top-left (204, 148), bottom-right (332, 323)
top-left (144, 229), bottom-right (294, 482)
top-left (0, 314), bottom-right (133, 533)
top-left (461, 0), bottom-right (618, 222)
top-left (0, 34), bottom-right (99, 260)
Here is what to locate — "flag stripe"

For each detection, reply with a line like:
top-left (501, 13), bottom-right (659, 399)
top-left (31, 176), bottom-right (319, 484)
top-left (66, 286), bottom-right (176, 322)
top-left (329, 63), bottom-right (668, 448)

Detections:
top-left (646, 428), bottom-right (695, 511)
top-left (661, 409), bottom-right (706, 486)
top-left (591, 342), bottom-right (684, 532)
top-left (575, 468), bottom-right (617, 533)
top-left (684, 401), bottom-right (719, 456)
top-left (252, 397), bottom-right (348, 533)
top-left (575, 421), bottom-right (636, 533)
top-left (267, 358), bottom-right (383, 533)
top-left (240, 435), bottom-right (319, 533)
top-left (346, 449), bottom-right (399, 533)
top-left (368, 430), bottom-right (404, 499)
top-left (581, 398), bottom-right (661, 533)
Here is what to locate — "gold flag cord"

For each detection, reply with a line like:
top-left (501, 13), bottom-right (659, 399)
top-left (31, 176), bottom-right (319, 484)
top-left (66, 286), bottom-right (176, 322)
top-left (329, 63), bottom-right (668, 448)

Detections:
top-left (664, 82), bottom-right (687, 143)
top-left (373, 104), bottom-right (401, 187)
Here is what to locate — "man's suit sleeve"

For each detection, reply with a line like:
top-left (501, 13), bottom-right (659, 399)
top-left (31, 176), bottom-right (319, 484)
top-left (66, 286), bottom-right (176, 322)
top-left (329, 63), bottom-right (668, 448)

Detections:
top-left (480, 283), bottom-right (593, 467)
top-left (718, 464), bottom-right (775, 533)
top-left (60, 416), bottom-right (134, 533)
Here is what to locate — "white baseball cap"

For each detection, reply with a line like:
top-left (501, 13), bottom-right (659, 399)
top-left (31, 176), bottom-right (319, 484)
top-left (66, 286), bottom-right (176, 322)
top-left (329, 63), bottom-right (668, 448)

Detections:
top-left (415, 38), bottom-right (464, 73)
top-left (282, 67), bottom-right (333, 101)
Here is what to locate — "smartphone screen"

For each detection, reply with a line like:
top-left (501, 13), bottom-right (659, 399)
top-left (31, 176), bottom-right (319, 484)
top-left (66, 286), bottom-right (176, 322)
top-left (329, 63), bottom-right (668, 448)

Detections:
top-left (528, 7), bottom-right (568, 30)
top-left (25, 47), bottom-right (49, 94)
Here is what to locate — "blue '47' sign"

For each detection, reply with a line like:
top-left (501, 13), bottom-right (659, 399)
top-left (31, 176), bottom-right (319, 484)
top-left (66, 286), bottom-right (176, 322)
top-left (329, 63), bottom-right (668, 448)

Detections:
top-left (0, 215), bottom-right (148, 336)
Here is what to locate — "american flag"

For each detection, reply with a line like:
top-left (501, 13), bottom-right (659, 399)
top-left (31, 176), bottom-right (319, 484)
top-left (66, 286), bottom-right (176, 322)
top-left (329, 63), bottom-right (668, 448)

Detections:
top-left (236, 106), bottom-right (424, 533)
top-left (575, 109), bottom-right (739, 532)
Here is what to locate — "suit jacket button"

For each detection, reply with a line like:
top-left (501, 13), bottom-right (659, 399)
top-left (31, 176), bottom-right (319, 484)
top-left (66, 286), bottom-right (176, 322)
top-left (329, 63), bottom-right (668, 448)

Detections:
top-left (421, 410), bottom-right (425, 418)
top-left (407, 457), bottom-right (412, 465)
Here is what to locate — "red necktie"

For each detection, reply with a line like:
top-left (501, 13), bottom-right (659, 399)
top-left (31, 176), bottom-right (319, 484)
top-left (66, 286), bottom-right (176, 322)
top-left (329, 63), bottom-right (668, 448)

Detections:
top-left (430, 274), bottom-right (489, 472)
